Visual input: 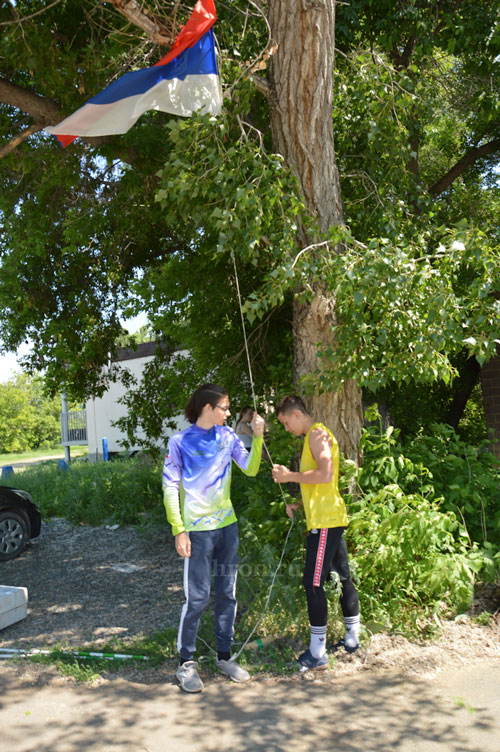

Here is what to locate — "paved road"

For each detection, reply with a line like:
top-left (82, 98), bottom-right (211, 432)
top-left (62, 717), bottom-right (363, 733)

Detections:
top-left (1, 662), bottom-right (499, 752)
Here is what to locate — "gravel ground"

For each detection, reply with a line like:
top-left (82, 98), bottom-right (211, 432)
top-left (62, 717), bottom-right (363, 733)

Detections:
top-left (1, 518), bottom-right (499, 684)
top-left (0, 518), bottom-right (183, 649)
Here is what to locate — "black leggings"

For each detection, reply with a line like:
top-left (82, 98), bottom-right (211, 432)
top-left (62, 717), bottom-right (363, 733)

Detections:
top-left (302, 527), bottom-right (359, 627)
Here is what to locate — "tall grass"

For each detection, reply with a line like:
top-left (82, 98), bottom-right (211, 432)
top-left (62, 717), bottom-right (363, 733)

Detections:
top-left (0, 457), bottom-right (163, 526)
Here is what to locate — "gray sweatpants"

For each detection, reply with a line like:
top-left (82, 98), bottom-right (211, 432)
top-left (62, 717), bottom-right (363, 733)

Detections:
top-left (177, 522), bottom-right (239, 661)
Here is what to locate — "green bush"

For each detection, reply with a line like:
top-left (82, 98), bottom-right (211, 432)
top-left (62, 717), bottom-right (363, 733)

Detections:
top-left (404, 425), bottom-right (500, 544)
top-left (231, 422), bottom-right (499, 638)
top-left (346, 485), bottom-right (492, 629)
top-left (357, 417), bottom-right (500, 545)
top-left (0, 457), bottom-right (163, 526)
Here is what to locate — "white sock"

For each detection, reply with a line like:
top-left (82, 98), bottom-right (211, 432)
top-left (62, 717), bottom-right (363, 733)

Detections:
top-left (344, 614), bottom-right (360, 648)
top-left (309, 625), bottom-right (327, 658)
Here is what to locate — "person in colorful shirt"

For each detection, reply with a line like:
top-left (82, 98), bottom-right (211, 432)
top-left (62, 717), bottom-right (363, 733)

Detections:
top-left (163, 383), bottom-right (265, 692)
top-left (271, 395), bottom-right (360, 671)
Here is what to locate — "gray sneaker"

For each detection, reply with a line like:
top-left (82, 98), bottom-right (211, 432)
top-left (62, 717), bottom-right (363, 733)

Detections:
top-left (176, 661), bottom-right (204, 693)
top-left (216, 657), bottom-right (250, 683)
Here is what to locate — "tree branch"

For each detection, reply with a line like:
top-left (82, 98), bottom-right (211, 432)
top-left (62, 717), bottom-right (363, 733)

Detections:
top-left (0, 76), bottom-right (62, 124)
top-left (389, 34), bottom-right (417, 70)
top-left (428, 136), bottom-right (500, 196)
top-left (0, 0), bottom-right (63, 26)
top-left (247, 71), bottom-right (269, 97)
top-left (0, 76), bottom-right (128, 158)
top-left (107, 0), bottom-right (179, 46)
top-left (0, 124), bottom-right (44, 158)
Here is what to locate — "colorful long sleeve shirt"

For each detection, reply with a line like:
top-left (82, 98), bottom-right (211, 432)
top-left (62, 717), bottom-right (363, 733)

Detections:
top-left (162, 424), bottom-right (263, 536)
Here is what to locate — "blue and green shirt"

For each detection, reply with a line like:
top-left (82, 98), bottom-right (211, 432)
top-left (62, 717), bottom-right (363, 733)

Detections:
top-left (162, 424), bottom-right (263, 535)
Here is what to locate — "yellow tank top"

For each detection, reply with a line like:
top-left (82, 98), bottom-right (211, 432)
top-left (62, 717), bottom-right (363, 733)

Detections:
top-left (299, 422), bottom-right (348, 530)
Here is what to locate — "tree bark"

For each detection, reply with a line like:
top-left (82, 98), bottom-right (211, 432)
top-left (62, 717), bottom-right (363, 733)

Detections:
top-left (0, 76), bottom-right (62, 124)
top-left (428, 136), bottom-right (500, 196)
top-left (480, 345), bottom-right (500, 460)
top-left (267, 0), bottom-right (362, 460)
top-left (444, 356), bottom-right (481, 429)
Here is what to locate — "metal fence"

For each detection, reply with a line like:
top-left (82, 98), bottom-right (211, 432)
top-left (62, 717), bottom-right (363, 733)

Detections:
top-left (60, 409), bottom-right (88, 445)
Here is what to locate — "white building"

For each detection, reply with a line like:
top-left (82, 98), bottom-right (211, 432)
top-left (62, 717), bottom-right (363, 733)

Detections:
top-left (61, 342), bottom-right (189, 460)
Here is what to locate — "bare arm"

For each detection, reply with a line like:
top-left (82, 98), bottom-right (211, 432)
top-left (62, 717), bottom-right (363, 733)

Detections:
top-left (272, 428), bottom-right (333, 485)
top-left (236, 421), bottom-right (254, 437)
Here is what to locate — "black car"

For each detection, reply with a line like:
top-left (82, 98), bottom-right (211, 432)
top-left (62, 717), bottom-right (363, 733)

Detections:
top-left (0, 486), bottom-right (41, 561)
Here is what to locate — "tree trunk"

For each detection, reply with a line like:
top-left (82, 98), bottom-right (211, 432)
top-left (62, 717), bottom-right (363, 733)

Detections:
top-left (268, 0), bottom-right (362, 459)
top-left (444, 356), bottom-right (481, 429)
top-left (480, 346), bottom-right (500, 459)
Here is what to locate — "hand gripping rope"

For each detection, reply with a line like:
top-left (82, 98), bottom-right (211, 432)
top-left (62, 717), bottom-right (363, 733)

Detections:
top-left (197, 252), bottom-right (295, 661)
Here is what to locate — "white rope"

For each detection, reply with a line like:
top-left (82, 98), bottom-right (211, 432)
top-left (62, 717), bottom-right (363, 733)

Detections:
top-left (197, 514), bottom-right (295, 661)
top-left (231, 514), bottom-right (294, 660)
top-left (230, 250), bottom-right (278, 467)
top-left (226, 249), bottom-right (295, 657)
top-left (230, 250), bottom-right (258, 414)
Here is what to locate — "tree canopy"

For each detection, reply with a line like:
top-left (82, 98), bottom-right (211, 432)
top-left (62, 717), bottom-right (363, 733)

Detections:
top-left (1, 0), bottom-right (499, 449)
top-left (0, 372), bottom-right (61, 452)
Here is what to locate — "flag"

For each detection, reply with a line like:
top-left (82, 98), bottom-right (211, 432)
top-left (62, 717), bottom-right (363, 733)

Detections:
top-left (45, 0), bottom-right (221, 147)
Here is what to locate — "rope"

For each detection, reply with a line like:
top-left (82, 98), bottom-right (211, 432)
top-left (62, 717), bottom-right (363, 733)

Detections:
top-left (225, 250), bottom-right (295, 657)
top-left (231, 514), bottom-right (294, 660)
top-left (230, 250), bottom-right (278, 467)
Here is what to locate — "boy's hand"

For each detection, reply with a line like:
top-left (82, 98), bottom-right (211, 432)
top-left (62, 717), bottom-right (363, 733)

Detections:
top-left (272, 463), bottom-right (293, 483)
top-left (251, 412), bottom-right (265, 436)
top-left (285, 503), bottom-right (301, 518)
top-left (175, 531), bottom-right (191, 558)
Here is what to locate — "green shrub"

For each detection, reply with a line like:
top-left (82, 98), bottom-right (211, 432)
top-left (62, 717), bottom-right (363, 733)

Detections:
top-left (231, 422), bottom-right (499, 638)
top-left (404, 425), bottom-right (500, 544)
top-left (346, 484), bottom-right (493, 629)
top-left (0, 457), bottom-right (163, 526)
top-left (356, 418), bottom-right (500, 545)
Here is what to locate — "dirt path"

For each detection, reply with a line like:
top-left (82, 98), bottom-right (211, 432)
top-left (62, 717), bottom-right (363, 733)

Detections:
top-left (1, 661), bottom-right (499, 752)
top-left (3, 452), bottom-right (85, 470)
top-left (1, 520), bottom-right (499, 751)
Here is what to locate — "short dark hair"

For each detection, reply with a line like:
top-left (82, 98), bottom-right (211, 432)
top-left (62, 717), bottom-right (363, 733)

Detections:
top-left (275, 395), bottom-right (309, 416)
top-left (185, 384), bottom-right (228, 424)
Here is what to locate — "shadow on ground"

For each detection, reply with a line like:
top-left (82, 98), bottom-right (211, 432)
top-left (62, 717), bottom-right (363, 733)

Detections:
top-left (1, 663), bottom-right (499, 752)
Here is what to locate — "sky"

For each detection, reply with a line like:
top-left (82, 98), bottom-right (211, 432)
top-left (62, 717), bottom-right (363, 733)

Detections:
top-left (0, 312), bottom-right (149, 383)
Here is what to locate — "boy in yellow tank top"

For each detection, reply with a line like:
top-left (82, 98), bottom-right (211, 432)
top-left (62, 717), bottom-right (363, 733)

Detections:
top-left (272, 395), bottom-right (360, 670)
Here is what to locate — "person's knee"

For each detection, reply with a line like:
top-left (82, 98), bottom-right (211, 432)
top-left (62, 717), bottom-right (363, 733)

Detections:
top-left (302, 570), bottom-right (313, 589)
top-left (187, 588), bottom-right (211, 614)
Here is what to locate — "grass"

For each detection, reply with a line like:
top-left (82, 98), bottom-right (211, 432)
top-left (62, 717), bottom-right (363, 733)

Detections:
top-left (0, 456), bottom-right (162, 525)
top-left (23, 628), bottom-right (179, 681)
top-left (17, 626), bottom-right (303, 682)
top-left (0, 445), bottom-right (88, 466)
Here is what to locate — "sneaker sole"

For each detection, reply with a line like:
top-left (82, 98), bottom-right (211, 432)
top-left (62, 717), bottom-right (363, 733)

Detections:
top-left (298, 661), bottom-right (329, 671)
top-left (218, 670), bottom-right (250, 683)
top-left (176, 677), bottom-right (204, 693)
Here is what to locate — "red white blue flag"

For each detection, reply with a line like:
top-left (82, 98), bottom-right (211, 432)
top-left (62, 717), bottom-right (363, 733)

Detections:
top-left (46, 0), bottom-right (221, 147)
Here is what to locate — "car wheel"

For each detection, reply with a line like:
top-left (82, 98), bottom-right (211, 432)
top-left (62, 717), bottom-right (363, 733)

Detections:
top-left (0, 510), bottom-right (29, 561)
